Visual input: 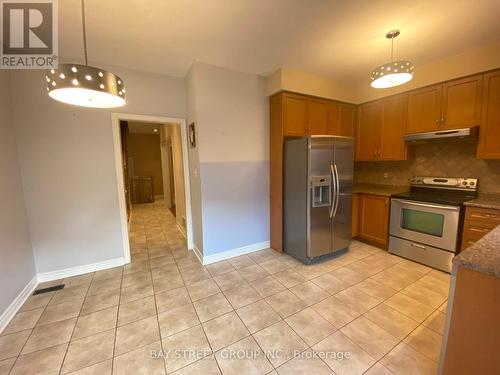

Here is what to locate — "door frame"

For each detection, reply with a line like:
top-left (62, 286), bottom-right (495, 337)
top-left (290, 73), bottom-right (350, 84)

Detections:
top-left (111, 113), bottom-right (193, 263)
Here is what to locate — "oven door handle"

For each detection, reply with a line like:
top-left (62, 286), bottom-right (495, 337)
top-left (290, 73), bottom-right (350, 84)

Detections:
top-left (391, 198), bottom-right (460, 211)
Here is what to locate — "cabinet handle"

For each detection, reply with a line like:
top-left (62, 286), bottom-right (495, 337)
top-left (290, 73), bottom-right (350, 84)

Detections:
top-left (441, 118), bottom-right (444, 126)
top-left (471, 213), bottom-right (499, 219)
top-left (470, 227), bottom-right (490, 233)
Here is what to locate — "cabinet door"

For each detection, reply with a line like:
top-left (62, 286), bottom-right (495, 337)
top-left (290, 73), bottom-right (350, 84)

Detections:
top-left (356, 102), bottom-right (382, 160)
top-left (407, 85), bottom-right (442, 134)
top-left (339, 104), bottom-right (356, 137)
top-left (477, 70), bottom-right (500, 159)
top-left (352, 193), bottom-right (359, 237)
top-left (441, 75), bottom-right (483, 129)
top-left (283, 94), bottom-right (307, 136)
top-left (307, 99), bottom-right (328, 135)
top-left (359, 194), bottom-right (389, 247)
top-left (326, 102), bottom-right (341, 135)
top-left (380, 94), bottom-right (408, 160)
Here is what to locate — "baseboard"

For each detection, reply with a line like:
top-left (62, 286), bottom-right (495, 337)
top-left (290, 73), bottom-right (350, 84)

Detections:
top-left (37, 257), bottom-right (126, 283)
top-left (177, 223), bottom-right (187, 239)
top-left (0, 276), bottom-right (38, 334)
top-left (201, 241), bottom-right (270, 265)
top-left (192, 245), bottom-right (203, 265)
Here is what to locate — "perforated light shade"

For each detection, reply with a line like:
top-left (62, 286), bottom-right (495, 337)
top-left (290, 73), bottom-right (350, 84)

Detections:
top-left (370, 60), bottom-right (414, 88)
top-left (47, 64), bottom-right (126, 108)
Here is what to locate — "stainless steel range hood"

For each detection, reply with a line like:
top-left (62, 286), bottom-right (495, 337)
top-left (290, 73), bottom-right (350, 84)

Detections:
top-left (404, 127), bottom-right (478, 143)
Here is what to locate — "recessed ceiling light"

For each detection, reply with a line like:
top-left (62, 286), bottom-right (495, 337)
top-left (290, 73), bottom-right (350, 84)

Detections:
top-left (154, 128), bottom-right (158, 132)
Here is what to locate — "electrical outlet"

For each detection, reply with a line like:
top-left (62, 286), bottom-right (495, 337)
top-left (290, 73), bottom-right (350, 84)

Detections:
top-left (383, 172), bottom-right (388, 179)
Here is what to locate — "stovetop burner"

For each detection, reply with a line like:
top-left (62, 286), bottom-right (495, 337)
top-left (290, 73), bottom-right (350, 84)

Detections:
top-left (392, 176), bottom-right (478, 206)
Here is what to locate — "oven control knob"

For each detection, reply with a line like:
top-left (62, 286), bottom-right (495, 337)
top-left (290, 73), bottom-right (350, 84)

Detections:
top-left (462, 181), bottom-right (467, 185)
top-left (470, 181), bottom-right (475, 186)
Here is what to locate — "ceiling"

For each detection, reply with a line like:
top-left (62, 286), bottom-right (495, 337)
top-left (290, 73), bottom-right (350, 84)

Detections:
top-left (128, 122), bottom-right (161, 135)
top-left (60, 0), bottom-right (500, 83)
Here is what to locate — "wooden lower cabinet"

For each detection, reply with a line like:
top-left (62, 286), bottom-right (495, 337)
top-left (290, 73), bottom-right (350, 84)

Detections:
top-left (352, 193), bottom-right (360, 237)
top-left (461, 206), bottom-right (500, 250)
top-left (357, 194), bottom-right (390, 248)
top-left (442, 267), bottom-right (500, 375)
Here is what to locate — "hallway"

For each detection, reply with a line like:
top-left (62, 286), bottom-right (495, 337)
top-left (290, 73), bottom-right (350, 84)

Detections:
top-left (128, 201), bottom-right (189, 263)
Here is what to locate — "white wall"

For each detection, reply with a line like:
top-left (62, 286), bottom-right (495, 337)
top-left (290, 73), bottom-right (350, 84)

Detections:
top-left (0, 71), bottom-right (36, 316)
top-left (10, 65), bottom-right (186, 273)
top-left (186, 65), bottom-right (204, 253)
top-left (188, 62), bottom-right (269, 256)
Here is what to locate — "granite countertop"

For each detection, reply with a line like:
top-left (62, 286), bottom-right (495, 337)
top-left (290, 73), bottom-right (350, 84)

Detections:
top-left (353, 183), bottom-right (409, 197)
top-left (464, 193), bottom-right (500, 210)
top-left (453, 224), bottom-right (500, 277)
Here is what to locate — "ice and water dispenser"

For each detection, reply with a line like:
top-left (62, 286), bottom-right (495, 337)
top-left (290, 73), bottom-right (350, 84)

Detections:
top-left (311, 176), bottom-right (331, 207)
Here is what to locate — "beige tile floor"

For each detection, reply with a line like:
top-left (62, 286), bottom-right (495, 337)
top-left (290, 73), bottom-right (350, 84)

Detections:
top-left (0, 201), bottom-right (450, 374)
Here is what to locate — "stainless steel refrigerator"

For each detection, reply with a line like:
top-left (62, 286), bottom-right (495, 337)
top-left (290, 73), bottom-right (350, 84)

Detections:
top-left (284, 136), bottom-right (354, 263)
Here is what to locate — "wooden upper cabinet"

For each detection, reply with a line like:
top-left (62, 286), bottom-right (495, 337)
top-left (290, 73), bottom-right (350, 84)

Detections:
top-left (477, 70), bottom-right (500, 159)
top-left (356, 102), bottom-right (382, 160)
top-left (406, 85), bottom-right (442, 134)
top-left (339, 104), bottom-right (356, 137)
top-left (407, 75), bottom-right (483, 134)
top-left (441, 75), bottom-right (482, 129)
top-left (326, 102), bottom-right (341, 135)
top-left (307, 99), bottom-right (328, 135)
top-left (380, 94), bottom-right (408, 160)
top-left (282, 92), bottom-right (350, 137)
top-left (326, 103), bottom-right (356, 137)
top-left (283, 93), bottom-right (307, 136)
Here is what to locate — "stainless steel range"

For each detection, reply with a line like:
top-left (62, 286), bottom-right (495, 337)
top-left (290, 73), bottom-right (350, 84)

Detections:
top-left (389, 176), bottom-right (478, 273)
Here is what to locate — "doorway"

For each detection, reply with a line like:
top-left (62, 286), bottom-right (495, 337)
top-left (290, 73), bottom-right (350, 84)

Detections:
top-left (112, 113), bottom-right (193, 263)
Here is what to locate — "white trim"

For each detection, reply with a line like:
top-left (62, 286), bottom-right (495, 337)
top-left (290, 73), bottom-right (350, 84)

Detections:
top-left (111, 119), bottom-right (131, 264)
top-left (0, 276), bottom-right (38, 334)
top-left (193, 245), bottom-right (203, 265)
top-left (37, 257), bottom-right (126, 283)
top-left (111, 113), bottom-right (194, 261)
top-left (177, 223), bottom-right (187, 239)
top-left (201, 241), bottom-right (270, 265)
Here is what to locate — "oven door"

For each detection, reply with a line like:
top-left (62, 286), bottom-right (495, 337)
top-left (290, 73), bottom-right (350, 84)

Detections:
top-left (390, 198), bottom-right (460, 252)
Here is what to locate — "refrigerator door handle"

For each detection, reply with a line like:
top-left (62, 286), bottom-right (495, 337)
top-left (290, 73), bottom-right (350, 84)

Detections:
top-left (332, 164), bottom-right (340, 217)
top-left (329, 164), bottom-right (336, 218)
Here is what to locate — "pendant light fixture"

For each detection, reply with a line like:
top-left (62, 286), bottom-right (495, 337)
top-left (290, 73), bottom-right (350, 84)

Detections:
top-left (370, 30), bottom-right (414, 89)
top-left (46, 0), bottom-right (126, 108)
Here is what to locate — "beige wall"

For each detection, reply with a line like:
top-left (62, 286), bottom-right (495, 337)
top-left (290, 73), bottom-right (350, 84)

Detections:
top-left (267, 68), bottom-right (358, 103)
top-left (127, 133), bottom-right (164, 197)
top-left (355, 40), bottom-right (500, 103)
top-left (354, 141), bottom-right (500, 194)
top-left (268, 41), bottom-right (500, 104)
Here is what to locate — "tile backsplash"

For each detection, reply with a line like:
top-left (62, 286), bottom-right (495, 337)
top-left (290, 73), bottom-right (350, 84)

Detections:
top-left (354, 140), bottom-right (500, 193)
